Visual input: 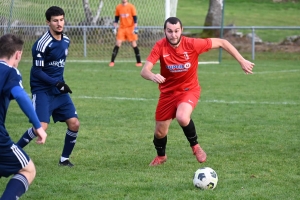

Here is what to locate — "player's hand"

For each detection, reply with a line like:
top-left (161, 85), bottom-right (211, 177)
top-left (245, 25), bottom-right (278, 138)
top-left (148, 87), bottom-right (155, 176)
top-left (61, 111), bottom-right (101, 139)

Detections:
top-left (35, 127), bottom-right (47, 144)
top-left (240, 59), bottom-right (255, 74)
top-left (56, 82), bottom-right (72, 94)
top-left (151, 73), bottom-right (166, 84)
top-left (133, 27), bottom-right (138, 34)
top-left (112, 28), bottom-right (117, 35)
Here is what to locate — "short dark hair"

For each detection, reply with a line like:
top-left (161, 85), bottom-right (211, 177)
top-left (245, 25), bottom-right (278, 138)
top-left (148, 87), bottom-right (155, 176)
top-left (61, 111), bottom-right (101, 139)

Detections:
top-left (0, 34), bottom-right (23, 59)
top-left (164, 17), bottom-right (182, 29)
top-left (45, 6), bottom-right (65, 21)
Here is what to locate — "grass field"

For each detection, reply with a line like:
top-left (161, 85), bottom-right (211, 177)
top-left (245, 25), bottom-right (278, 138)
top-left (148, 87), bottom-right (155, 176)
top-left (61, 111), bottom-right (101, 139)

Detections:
top-left (1, 0), bottom-right (300, 199)
top-left (0, 59), bottom-right (299, 199)
top-left (177, 0), bottom-right (300, 42)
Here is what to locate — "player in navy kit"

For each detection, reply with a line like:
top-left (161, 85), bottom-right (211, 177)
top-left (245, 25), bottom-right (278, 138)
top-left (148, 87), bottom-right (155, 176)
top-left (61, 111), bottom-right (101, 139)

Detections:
top-left (16, 6), bottom-right (80, 167)
top-left (0, 34), bottom-right (47, 199)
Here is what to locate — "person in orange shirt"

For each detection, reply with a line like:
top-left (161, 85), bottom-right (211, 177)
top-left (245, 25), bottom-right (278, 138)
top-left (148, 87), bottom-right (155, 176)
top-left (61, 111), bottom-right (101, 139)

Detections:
top-left (141, 17), bottom-right (255, 166)
top-left (109, 0), bottom-right (142, 67)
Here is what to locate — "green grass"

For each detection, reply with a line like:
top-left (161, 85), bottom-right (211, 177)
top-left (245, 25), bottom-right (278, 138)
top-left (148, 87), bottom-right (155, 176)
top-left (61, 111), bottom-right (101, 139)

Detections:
top-left (177, 0), bottom-right (300, 42)
top-left (0, 59), bottom-right (299, 199)
top-left (0, 1), bottom-right (300, 199)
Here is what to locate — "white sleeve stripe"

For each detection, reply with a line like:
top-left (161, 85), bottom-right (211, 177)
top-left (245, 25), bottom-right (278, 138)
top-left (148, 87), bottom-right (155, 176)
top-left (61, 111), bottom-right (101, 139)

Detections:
top-left (35, 60), bottom-right (44, 67)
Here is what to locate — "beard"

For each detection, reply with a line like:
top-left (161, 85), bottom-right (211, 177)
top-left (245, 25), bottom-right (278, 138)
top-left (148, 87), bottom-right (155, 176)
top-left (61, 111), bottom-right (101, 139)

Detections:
top-left (166, 35), bottom-right (182, 46)
top-left (54, 30), bottom-right (63, 35)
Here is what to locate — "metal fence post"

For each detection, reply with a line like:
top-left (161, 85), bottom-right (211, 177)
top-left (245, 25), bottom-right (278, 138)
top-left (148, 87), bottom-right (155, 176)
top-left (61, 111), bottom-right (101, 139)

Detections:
top-left (252, 27), bottom-right (255, 60)
top-left (83, 26), bottom-right (87, 57)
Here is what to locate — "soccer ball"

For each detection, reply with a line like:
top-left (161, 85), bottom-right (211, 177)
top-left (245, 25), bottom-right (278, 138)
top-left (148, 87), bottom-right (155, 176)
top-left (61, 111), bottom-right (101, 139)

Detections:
top-left (193, 167), bottom-right (218, 190)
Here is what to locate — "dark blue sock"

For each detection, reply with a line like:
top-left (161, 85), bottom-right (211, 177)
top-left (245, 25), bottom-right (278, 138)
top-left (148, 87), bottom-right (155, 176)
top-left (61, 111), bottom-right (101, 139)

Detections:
top-left (61, 129), bottom-right (78, 158)
top-left (1, 174), bottom-right (29, 199)
top-left (16, 128), bottom-right (36, 148)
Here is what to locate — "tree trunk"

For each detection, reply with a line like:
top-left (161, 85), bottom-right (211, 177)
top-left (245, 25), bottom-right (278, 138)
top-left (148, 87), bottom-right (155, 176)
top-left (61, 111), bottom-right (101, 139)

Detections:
top-left (201, 0), bottom-right (223, 38)
top-left (82, 0), bottom-right (103, 25)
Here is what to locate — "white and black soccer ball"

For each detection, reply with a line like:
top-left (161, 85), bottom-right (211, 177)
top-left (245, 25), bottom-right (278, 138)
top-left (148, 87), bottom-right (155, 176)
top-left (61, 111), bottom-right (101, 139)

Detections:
top-left (193, 167), bottom-right (218, 190)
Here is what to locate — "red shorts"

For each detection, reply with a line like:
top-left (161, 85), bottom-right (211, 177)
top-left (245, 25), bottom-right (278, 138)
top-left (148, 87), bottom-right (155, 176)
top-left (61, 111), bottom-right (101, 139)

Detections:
top-left (155, 87), bottom-right (201, 121)
top-left (117, 27), bottom-right (138, 41)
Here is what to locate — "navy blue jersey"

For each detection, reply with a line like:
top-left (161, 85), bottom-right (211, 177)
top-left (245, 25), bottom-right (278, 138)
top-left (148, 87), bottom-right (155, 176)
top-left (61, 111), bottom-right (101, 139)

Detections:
top-left (0, 61), bottom-right (23, 135)
top-left (30, 30), bottom-right (70, 94)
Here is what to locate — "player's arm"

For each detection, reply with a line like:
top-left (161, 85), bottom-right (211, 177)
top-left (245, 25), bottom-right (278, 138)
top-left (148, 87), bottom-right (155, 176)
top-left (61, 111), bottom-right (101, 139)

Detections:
top-left (113, 6), bottom-right (119, 29)
top-left (133, 16), bottom-right (138, 34)
top-left (141, 61), bottom-right (165, 84)
top-left (132, 5), bottom-right (138, 33)
top-left (10, 86), bottom-right (47, 144)
top-left (31, 51), bottom-right (58, 85)
top-left (133, 16), bottom-right (137, 27)
top-left (31, 51), bottom-right (72, 93)
top-left (113, 16), bottom-right (119, 28)
top-left (31, 66), bottom-right (57, 85)
top-left (141, 43), bottom-right (165, 83)
top-left (210, 38), bottom-right (255, 74)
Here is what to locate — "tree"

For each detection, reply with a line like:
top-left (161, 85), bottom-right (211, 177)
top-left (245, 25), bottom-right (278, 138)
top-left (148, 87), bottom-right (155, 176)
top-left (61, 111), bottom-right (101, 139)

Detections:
top-left (200, 0), bottom-right (223, 38)
top-left (82, 0), bottom-right (104, 25)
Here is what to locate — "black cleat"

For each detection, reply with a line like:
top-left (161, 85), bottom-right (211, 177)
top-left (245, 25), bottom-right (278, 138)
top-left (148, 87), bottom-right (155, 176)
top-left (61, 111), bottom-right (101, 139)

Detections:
top-left (58, 159), bottom-right (74, 167)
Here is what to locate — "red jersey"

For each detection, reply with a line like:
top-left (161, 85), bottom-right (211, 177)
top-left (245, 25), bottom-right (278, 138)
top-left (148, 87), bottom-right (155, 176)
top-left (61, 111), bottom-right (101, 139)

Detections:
top-left (147, 36), bottom-right (212, 93)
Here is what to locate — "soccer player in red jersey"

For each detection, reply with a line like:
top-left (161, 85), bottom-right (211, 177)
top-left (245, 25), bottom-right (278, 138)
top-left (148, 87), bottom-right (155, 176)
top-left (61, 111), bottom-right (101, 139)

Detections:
top-left (141, 17), bottom-right (254, 166)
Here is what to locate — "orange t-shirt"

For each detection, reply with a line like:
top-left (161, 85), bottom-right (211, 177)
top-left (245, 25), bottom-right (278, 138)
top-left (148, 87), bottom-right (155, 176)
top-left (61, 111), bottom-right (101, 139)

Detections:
top-left (115, 3), bottom-right (137, 29)
top-left (147, 36), bottom-right (212, 94)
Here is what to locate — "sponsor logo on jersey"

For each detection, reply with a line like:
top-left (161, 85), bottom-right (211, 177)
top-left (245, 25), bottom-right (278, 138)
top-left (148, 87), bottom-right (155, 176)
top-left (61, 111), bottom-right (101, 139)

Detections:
top-left (49, 59), bottom-right (65, 68)
top-left (184, 62), bottom-right (191, 69)
top-left (120, 13), bottom-right (129, 18)
top-left (166, 63), bottom-right (191, 72)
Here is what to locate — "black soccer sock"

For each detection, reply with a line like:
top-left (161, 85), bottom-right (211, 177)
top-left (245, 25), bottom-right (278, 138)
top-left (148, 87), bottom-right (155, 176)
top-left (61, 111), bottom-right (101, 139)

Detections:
top-left (16, 128), bottom-right (36, 148)
top-left (133, 46), bottom-right (141, 63)
top-left (110, 46), bottom-right (119, 62)
top-left (153, 135), bottom-right (167, 156)
top-left (61, 129), bottom-right (78, 159)
top-left (181, 119), bottom-right (198, 147)
top-left (1, 174), bottom-right (29, 199)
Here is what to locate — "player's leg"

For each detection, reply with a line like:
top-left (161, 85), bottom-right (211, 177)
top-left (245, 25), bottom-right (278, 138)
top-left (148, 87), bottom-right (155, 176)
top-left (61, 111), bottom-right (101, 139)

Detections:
top-left (17, 93), bottom-right (50, 148)
top-left (109, 29), bottom-right (125, 67)
top-left (149, 93), bottom-right (176, 166)
top-left (128, 28), bottom-right (142, 66)
top-left (0, 141), bottom-right (35, 199)
top-left (149, 119), bottom-right (172, 166)
top-left (58, 117), bottom-right (79, 167)
top-left (52, 94), bottom-right (79, 167)
top-left (176, 89), bottom-right (206, 163)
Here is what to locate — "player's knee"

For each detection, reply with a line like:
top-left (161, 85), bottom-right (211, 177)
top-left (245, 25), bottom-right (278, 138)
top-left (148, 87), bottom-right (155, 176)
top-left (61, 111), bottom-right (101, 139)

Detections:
top-left (19, 160), bottom-right (36, 184)
top-left (155, 128), bottom-right (168, 138)
top-left (67, 118), bottom-right (80, 131)
top-left (176, 115), bottom-right (190, 127)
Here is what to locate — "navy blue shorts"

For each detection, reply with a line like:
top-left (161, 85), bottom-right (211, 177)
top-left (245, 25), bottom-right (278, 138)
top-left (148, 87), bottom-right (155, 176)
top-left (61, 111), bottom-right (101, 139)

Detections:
top-left (0, 132), bottom-right (30, 178)
top-left (32, 92), bottom-right (78, 123)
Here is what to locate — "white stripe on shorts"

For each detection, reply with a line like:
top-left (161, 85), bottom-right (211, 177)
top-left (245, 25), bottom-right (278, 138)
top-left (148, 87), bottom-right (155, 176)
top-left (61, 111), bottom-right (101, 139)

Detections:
top-left (11, 144), bottom-right (29, 168)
